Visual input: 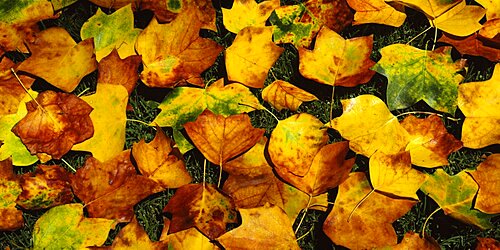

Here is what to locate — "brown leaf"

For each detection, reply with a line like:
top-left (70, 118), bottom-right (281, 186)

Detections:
top-left (12, 91), bottom-right (94, 159)
top-left (16, 165), bottom-right (73, 210)
top-left (302, 0), bottom-right (353, 33)
top-left (184, 109), bottom-right (265, 166)
top-left (377, 232), bottom-right (440, 249)
top-left (163, 183), bottom-right (237, 239)
top-left (476, 237), bottom-right (500, 250)
top-left (132, 127), bottom-right (192, 188)
top-left (0, 58), bottom-right (35, 116)
top-left (97, 49), bottom-right (142, 95)
top-left (262, 80), bottom-right (318, 111)
top-left (439, 33), bottom-right (500, 62)
top-left (468, 154), bottom-right (500, 214)
top-left (71, 150), bottom-right (163, 222)
top-left (0, 158), bottom-right (24, 231)
top-left (346, 0), bottom-right (407, 27)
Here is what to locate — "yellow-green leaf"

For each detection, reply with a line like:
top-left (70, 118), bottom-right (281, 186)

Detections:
top-left (222, 0), bottom-right (280, 34)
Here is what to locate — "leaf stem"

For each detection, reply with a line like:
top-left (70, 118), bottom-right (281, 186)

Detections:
top-left (239, 102), bottom-right (279, 122)
top-left (406, 26), bottom-right (432, 45)
top-left (328, 86), bottom-right (335, 126)
top-left (10, 68), bottom-right (44, 111)
top-left (77, 87), bottom-right (90, 97)
top-left (394, 111), bottom-right (460, 121)
top-left (421, 207), bottom-right (441, 237)
top-left (348, 189), bottom-right (375, 222)
top-left (296, 225), bottom-right (314, 241)
top-left (61, 158), bottom-right (76, 173)
top-left (126, 119), bottom-right (155, 127)
top-left (294, 195), bottom-right (312, 234)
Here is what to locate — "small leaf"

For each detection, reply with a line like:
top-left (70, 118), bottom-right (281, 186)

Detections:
top-left (0, 158), bottom-right (24, 231)
top-left (262, 80), bottom-right (318, 111)
top-left (222, 0), bottom-right (280, 34)
top-left (467, 154), bottom-right (500, 214)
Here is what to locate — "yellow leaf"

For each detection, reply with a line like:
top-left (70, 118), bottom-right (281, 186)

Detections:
top-left (346, 0), bottom-right (407, 27)
top-left (474, 0), bottom-right (499, 20)
top-left (387, 0), bottom-right (461, 18)
top-left (262, 80), bottom-right (318, 111)
top-left (467, 154), bottom-right (500, 214)
top-left (222, 0), bottom-right (280, 34)
top-left (432, 1), bottom-right (486, 37)
top-left (163, 228), bottom-right (219, 250)
top-left (109, 216), bottom-right (167, 249)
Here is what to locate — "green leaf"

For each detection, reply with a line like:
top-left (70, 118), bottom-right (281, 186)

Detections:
top-left (372, 44), bottom-right (466, 114)
top-left (269, 5), bottom-right (317, 47)
top-left (50, 0), bottom-right (79, 10)
top-left (33, 203), bottom-right (115, 249)
top-left (420, 169), bottom-right (494, 230)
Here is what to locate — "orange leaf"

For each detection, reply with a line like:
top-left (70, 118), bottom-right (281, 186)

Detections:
top-left (216, 203), bottom-right (301, 250)
top-left (12, 91), bottom-right (94, 159)
top-left (163, 183), bottom-right (237, 239)
top-left (262, 80), bottom-right (318, 111)
top-left (135, 9), bottom-right (223, 88)
top-left (162, 227), bottom-right (219, 250)
top-left (476, 237), bottom-right (500, 250)
top-left (439, 33), bottom-right (500, 62)
top-left (97, 49), bottom-right (142, 95)
top-left (71, 150), bottom-right (163, 222)
top-left (323, 172), bottom-right (417, 249)
top-left (184, 109), bottom-right (265, 166)
top-left (378, 232), bottom-right (440, 249)
top-left (106, 216), bottom-right (167, 249)
top-left (0, 158), bottom-right (24, 231)
top-left (132, 127), bottom-right (192, 188)
top-left (346, 0), bottom-right (406, 27)
top-left (0, 57), bottom-right (35, 115)
top-left (468, 154), bottom-right (500, 214)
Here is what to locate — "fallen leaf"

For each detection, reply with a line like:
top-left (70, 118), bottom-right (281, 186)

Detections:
top-left (420, 169), bottom-right (495, 230)
top-left (163, 227), bottom-right (219, 250)
top-left (32, 203), bottom-right (115, 249)
top-left (17, 27), bottom-right (97, 92)
top-left (387, 0), bottom-right (461, 18)
top-left (72, 84), bottom-right (128, 162)
top-left (12, 91), bottom-right (94, 159)
top-left (376, 231), bottom-right (440, 249)
top-left (80, 4), bottom-right (141, 61)
top-left (323, 172), bottom-right (417, 249)
top-left (71, 150), bottom-right (163, 222)
top-left (225, 26), bottom-right (284, 88)
top-left (369, 151), bottom-right (427, 199)
top-left (476, 0), bottom-right (500, 21)
top-left (372, 44), bottom-right (466, 113)
top-left (467, 154), bottom-right (500, 214)
top-left (301, 0), bottom-right (354, 34)
top-left (431, 1), bottom-right (485, 37)
top-left (184, 109), bottom-right (264, 166)
top-left (163, 183), bottom-right (237, 239)
top-left (97, 49), bottom-right (142, 95)
top-left (222, 0), bottom-right (280, 34)
top-left (0, 158), bottom-right (24, 231)
top-left (298, 26), bottom-right (376, 87)
top-left (0, 58), bottom-right (35, 116)
top-left (438, 33), bottom-right (500, 62)
top-left (457, 63), bottom-right (500, 148)
top-left (106, 216), bottom-right (167, 249)
top-left (16, 165), bottom-right (73, 210)
top-left (479, 18), bottom-right (500, 43)
top-left (132, 127), bottom-right (192, 188)
top-left (346, 0), bottom-right (406, 27)
top-left (262, 80), bottom-right (318, 111)
top-left (401, 115), bottom-right (463, 168)
top-left (216, 203), bottom-right (301, 250)
top-left (476, 237), bottom-right (500, 250)
top-left (327, 94), bottom-right (410, 157)
top-left (135, 9), bottom-right (223, 88)
top-left (51, 0), bottom-right (79, 10)
top-left (268, 113), bottom-right (328, 177)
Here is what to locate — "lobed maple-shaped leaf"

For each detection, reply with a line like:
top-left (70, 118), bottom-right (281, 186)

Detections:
top-left (376, 231), bottom-right (440, 250)
top-left (369, 151), bottom-right (427, 199)
top-left (217, 203), bottom-right (301, 250)
top-left (16, 165), bottom-right (73, 210)
top-left (222, 0), bottom-right (280, 34)
top-left (268, 113), bottom-right (328, 176)
top-left (0, 90), bottom-right (39, 166)
top-left (32, 203), bottom-right (115, 249)
top-left (298, 26), bottom-right (376, 87)
top-left (467, 154), bottom-right (500, 214)
top-left (72, 84), bottom-right (128, 162)
top-left (457, 63), bottom-right (500, 148)
top-left (420, 169), bottom-right (495, 229)
top-left (97, 49), bottom-right (142, 95)
top-left (476, 237), bottom-right (500, 250)
top-left (274, 141), bottom-right (355, 196)
top-left (105, 216), bottom-right (167, 249)
top-left (163, 227), bottom-right (219, 250)
top-left (135, 9), bottom-right (223, 88)
top-left (323, 172), bottom-right (417, 249)
top-left (438, 33), bottom-right (500, 62)
top-left (225, 26), bottom-right (284, 88)
top-left (262, 80), bottom-right (318, 111)
top-left (132, 127), bottom-right (192, 188)
top-left (0, 58), bottom-right (35, 116)
top-left (163, 183), bottom-right (237, 239)
top-left (71, 150), bottom-right (163, 222)
top-left (12, 91), bottom-right (94, 159)
top-left (184, 109), bottom-right (264, 166)
top-left (372, 44), bottom-right (466, 114)
top-left (17, 27), bottom-right (97, 92)
top-left (346, 0), bottom-right (406, 27)
top-left (401, 114), bottom-right (463, 168)
top-left (0, 158), bottom-right (24, 231)
top-left (327, 94), bottom-right (410, 157)
top-left (81, 5), bottom-right (141, 61)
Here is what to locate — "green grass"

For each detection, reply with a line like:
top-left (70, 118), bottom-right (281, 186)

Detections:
top-left (1, 0), bottom-right (499, 249)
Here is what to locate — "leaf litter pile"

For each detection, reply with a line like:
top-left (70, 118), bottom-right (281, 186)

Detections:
top-left (0, 0), bottom-right (499, 249)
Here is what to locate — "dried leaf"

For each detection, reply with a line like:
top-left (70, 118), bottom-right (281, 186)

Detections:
top-left (222, 0), bottom-right (280, 34)
top-left (163, 227), bottom-right (219, 250)
top-left (106, 216), bottom-right (167, 249)
top-left (467, 154), bottom-right (500, 214)
top-left (346, 0), bottom-right (406, 27)
top-left (0, 58), bottom-right (35, 116)
top-left (262, 80), bottom-right (318, 111)
top-left (97, 49), bottom-right (142, 95)
top-left (0, 158), bottom-right (24, 231)
top-left (376, 232), bottom-right (440, 250)
top-left (438, 33), bottom-right (500, 62)
top-left (476, 237), bottom-right (500, 250)
top-left (432, 1), bottom-right (485, 37)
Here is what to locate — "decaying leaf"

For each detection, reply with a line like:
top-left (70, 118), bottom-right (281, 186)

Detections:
top-left (225, 26), bottom-right (284, 88)
top-left (17, 27), bottom-right (97, 92)
top-left (476, 237), bottom-right (500, 250)
top-left (438, 33), bottom-right (500, 62)
top-left (163, 183), bottom-right (237, 239)
top-left (401, 115), bottom-right (463, 168)
top-left (457, 63), bottom-right (500, 148)
top-left (163, 227), bottom-right (219, 250)
top-left (135, 9), bottom-right (223, 88)
top-left (0, 58), bottom-right (35, 116)
top-left (184, 110), bottom-right (264, 166)
top-left (71, 150), bottom-right (163, 222)
top-left (97, 49), bottom-right (142, 95)
top-left (217, 203), bottom-right (301, 250)
top-left (299, 26), bottom-right (376, 87)
top-left (376, 232), bottom-right (440, 250)
top-left (323, 172), bottom-right (417, 249)
top-left (222, 0), bottom-right (280, 34)
top-left (262, 80), bottom-right (318, 111)
top-left (346, 0), bottom-right (406, 27)
top-left (467, 154), bottom-right (500, 214)
top-left (132, 127), bottom-right (192, 188)
top-left (327, 94), bottom-right (410, 157)
top-left (0, 158), bottom-right (24, 231)
top-left (106, 216), bottom-right (167, 249)
top-left (12, 91), bottom-right (94, 159)
top-left (16, 165), bottom-right (73, 210)
top-left (420, 169), bottom-right (495, 230)
top-left (268, 113), bottom-right (328, 177)
top-left (32, 203), bottom-right (115, 249)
